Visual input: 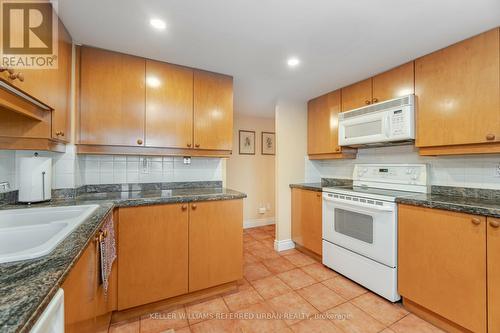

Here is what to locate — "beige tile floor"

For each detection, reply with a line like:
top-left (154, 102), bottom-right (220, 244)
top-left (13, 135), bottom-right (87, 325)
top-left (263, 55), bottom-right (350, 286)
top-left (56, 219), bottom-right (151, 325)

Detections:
top-left (109, 225), bottom-right (444, 333)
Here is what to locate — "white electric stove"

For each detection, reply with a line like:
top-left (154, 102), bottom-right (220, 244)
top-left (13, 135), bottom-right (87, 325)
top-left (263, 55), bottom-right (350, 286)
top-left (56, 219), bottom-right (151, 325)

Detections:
top-left (322, 164), bottom-right (429, 302)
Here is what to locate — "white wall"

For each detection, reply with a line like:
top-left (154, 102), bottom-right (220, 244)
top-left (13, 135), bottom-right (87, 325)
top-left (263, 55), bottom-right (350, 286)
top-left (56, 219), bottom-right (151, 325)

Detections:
top-left (305, 145), bottom-right (500, 189)
top-left (275, 100), bottom-right (307, 244)
top-left (226, 114), bottom-right (275, 226)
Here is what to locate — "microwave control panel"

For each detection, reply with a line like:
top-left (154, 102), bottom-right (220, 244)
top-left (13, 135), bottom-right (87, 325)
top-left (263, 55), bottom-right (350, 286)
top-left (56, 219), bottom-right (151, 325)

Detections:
top-left (390, 109), bottom-right (408, 136)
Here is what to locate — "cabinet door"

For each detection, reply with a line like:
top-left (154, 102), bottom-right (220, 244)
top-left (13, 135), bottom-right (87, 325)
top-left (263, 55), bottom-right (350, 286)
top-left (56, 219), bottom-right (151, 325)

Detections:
top-left (308, 90), bottom-right (342, 155)
top-left (51, 21), bottom-right (72, 142)
top-left (118, 204), bottom-right (189, 310)
top-left (372, 62), bottom-right (414, 103)
top-left (341, 78), bottom-right (372, 111)
top-left (291, 189), bottom-right (322, 255)
top-left (398, 205), bottom-right (487, 333)
top-left (189, 199), bottom-right (243, 292)
top-left (95, 211), bottom-right (118, 333)
top-left (145, 60), bottom-right (193, 148)
top-left (415, 28), bottom-right (500, 147)
top-left (488, 217), bottom-right (500, 333)
top-left (80, 47), bottom-right (146, 146)
top-left (193, 70), bottom-right (233, 150)
top-left (62, 237), bottom-right (98, 333)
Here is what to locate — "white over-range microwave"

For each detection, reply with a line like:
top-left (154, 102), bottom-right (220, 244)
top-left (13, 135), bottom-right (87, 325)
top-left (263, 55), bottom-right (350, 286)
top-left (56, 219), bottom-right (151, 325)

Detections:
top-left (338, 94), bottom-right (415, 147)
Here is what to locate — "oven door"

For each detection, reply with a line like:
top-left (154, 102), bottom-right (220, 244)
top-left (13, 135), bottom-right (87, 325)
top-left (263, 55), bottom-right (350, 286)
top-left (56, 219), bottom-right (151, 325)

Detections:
top-left (323, 193), bottom-right (397, 267)
top-left (338, 111), bottom-right (391, 146)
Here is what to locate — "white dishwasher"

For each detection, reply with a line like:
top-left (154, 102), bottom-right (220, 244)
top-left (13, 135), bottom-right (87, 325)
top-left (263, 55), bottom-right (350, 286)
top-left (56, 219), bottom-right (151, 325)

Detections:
top-left (30, 289), bottom-right (64, 333)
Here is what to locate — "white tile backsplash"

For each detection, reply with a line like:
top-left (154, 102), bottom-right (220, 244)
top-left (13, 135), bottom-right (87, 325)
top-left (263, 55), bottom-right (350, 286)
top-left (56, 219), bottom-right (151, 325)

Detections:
top-left (79, 155), bottom-right (222, 185)
top-left (0, 146), bottom-right (223, 190)
top-left (305, 145), bottom-right (500, 190)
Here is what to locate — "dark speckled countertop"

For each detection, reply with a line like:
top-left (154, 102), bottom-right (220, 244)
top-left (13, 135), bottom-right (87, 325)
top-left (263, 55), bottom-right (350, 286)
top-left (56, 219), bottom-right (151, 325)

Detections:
top-left (289, 183), bottom-right (323, 192)
top-left (0, 187), bottom-right (246, 333)
top-left (396, 193), bottom-right (500, 218)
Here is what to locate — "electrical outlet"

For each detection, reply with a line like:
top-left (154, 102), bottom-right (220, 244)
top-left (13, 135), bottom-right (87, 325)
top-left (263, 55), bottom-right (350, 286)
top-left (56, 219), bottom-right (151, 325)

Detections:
top-left (183, 157), bottom-right (191, 165)
top-left (140, 157), bottom-right (150, 174)
top-left (496, 163), bottom-right (500, 177)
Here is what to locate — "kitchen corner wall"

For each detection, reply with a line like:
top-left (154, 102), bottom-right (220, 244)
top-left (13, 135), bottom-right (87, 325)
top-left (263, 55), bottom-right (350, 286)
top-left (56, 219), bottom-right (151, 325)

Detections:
top-left (275, 100), bottom-right (307, 246)
top-left (226, 113), bottom-right (275, 227)
top-left (305, 145), bottom-right (500, 189)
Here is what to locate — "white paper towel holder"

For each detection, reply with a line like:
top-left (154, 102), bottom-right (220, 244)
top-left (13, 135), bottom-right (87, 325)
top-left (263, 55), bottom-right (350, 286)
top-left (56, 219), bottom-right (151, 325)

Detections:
top-left (18, 152), bottom-right (52, 204)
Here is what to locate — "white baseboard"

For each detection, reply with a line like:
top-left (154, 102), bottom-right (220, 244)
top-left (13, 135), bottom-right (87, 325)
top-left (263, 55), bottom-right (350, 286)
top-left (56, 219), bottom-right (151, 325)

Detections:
top-left (244, 217), bottom-right (275, 229)
top-left (274, 239), bottom-right (295, 252)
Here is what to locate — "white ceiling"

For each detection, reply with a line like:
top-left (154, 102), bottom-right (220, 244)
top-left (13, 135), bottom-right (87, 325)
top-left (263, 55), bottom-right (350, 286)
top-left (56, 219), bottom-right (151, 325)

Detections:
top-left (59, 0), bottom-right (500, 117)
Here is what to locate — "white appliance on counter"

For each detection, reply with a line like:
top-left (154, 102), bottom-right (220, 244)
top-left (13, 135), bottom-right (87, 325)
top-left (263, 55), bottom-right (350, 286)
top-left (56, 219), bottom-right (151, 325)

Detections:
top-left (322, 164), bottom-right (428, 302)
top-left (18, 154), bottom-right (52, 203)
top-left (338, 94), bottom-right (415, 147)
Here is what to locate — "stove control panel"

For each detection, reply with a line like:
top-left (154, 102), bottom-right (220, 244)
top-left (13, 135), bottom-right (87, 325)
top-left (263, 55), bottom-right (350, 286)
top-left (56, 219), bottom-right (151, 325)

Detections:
top-left (353, 164), bottom-right (429, 193)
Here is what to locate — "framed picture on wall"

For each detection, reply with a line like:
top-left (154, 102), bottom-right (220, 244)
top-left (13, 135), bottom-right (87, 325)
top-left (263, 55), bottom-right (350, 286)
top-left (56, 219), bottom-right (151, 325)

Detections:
top-left (239, 130), bottom-right (255, 155)
top-left (261, 132), bottom-right (275, 155)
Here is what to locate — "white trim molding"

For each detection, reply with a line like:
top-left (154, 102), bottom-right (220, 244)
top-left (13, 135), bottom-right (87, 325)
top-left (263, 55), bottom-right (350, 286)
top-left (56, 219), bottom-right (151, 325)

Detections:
top-left (243, 217), bottom-right (275, 229)
top-left (274, 239), bottom-right (295, 252)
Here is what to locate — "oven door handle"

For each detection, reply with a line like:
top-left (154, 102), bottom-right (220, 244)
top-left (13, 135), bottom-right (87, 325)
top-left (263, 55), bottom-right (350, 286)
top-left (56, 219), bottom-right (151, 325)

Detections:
top-left (323, 196), bottom-right (395, 212)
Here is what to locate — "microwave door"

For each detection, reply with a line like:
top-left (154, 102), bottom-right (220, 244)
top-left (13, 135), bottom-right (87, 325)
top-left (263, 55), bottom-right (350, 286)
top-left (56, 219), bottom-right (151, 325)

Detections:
top-left (339, 112), bottom-right (388, 145)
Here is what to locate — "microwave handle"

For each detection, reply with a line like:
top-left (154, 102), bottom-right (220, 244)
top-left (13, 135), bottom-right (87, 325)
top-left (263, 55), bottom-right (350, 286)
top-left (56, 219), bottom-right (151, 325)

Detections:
top-left (384, 114), bottom-right (391, 138)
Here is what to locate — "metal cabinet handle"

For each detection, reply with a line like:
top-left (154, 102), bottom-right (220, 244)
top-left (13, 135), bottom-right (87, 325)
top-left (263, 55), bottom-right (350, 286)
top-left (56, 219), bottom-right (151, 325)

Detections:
top-left (56, 131), bottom-right (65, 136)
top-left (187, 143), bottom-right (192, 148)
top-left (181, 204), bottom-right (187, 210)
top-left (471, 218), bottom-right (481, 225)
top-left (192, 204), bottom-right (197, 210)
top-left (486, 134), bottom-right (496, 141)
top-left (490, 220), bottom-right (500, 228)
top-left (137, 139), bottom-right (143, 145)
top-left (372, 98), bottom-right (378, 103)
top-left (195, 143), bottom-right (200, 148)
top-left (365, 100), bottom-right (371, 105)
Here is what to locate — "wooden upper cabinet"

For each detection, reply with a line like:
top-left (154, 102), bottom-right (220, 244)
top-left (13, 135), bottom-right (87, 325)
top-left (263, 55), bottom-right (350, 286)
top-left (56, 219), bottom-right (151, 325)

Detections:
top-left (488, 217), bottom-right (500, 333)
top-left (291, 188), bottom-right (322, 255)
top-left (145, 60), bottom-right (193, 148)
top-left (189, 200), bottom-right (243, 292)
top-left (341, 78), bottom-right (372, 111)
top-left (415, 28), bottom-right (500, 148)
top-left (118, 204), bottom-right (189, 310)
top-left (308, 90), bottom-right (342, 155)
top-left (398, 205), bottom-right (487, 333)
top-left (372, 62), bottom-right (414, 103)
top-left (51, 21), bottom-right (72, 142)
top-left (80, 47), bottom-right (146, 146)
top-left (193, 70), bottom-right (233, 150)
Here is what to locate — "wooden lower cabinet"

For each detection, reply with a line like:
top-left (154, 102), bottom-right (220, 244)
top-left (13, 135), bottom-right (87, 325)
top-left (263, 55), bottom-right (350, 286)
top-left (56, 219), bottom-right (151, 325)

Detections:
top-left (398, 205), bottom-right (487, 333)
top-left (291, 188), bottom-right (322, 255)
top-left (62, 212), bottom-right (118, 333)
top-left (117, 204), bottom-right (189, 310)
top-left (488, 217), bottom-right (500, 333)
top-left (117, 199), bottom-right (243, 310)
top-left (189, 200), bottom-right (243, 292)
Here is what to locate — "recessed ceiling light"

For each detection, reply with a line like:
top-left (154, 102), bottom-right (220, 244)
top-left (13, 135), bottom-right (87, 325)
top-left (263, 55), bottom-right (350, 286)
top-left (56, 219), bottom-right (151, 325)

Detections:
top-left (287, 57), bottom-right (300, 68)
top-left (150, 18), bottom-right (166, 30)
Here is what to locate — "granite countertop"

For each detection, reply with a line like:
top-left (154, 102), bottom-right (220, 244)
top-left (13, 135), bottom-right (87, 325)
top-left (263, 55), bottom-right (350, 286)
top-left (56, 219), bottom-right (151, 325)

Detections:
top-left (289, 182), bottom-right (323, 191)
top-left (396, 193), bottom-right (500, 218)
top-left (0, 187), bottom-right (246, 333)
